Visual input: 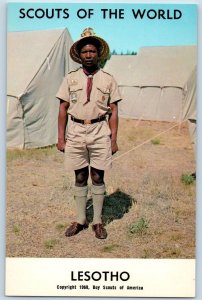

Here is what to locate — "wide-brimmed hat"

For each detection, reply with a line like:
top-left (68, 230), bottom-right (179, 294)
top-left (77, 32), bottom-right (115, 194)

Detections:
top-left (70, 27), bottom-right (110, 64)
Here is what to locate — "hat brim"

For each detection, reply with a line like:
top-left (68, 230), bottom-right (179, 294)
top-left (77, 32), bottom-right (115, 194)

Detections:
top-left (70, 36), bottom-right (110, 64)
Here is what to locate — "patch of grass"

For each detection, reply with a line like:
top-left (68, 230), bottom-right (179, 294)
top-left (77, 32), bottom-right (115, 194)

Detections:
top-left (181, 174), bottom-right (195, 185)
top-left (170, 233), bottom-right (181, 242)
top-left (151, 138), bottom-right (161, 145)
top-left (162, 248), bottom-right (182, 258)
top-left (129, 217), bottom-right (149, 235)
top-left (142, 249), bottom-right (152, 258)
top-left (102, 244), bottom-right (120, 253)
top-left (7, 145), bottom-right (57, 162)
top-left (126, 127), bottom-right (154, 143)
top-left (55, 223), bottom-right (66, 231)
top-left (13, 225), bottom-right (21, 235)
top-left (44, 239), bottom-right (57, 249)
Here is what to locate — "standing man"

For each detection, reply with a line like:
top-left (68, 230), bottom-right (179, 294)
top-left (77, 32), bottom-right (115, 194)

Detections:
top-left (56, 28), bottom-right (122, 239)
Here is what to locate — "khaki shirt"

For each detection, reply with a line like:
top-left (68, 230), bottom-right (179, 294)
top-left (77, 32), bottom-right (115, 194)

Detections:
top-left (56, 67), bottom-right (122, 120)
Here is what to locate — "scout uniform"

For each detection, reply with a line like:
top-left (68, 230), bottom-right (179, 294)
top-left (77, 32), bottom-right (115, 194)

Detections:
top-left (56, 67), bottom-right (122, 171)
top-left (57, 27), bottom-right (122, 239)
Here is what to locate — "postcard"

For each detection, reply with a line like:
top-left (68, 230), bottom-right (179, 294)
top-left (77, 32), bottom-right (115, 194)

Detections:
top-left (5, 2), bottom-right (197, 297)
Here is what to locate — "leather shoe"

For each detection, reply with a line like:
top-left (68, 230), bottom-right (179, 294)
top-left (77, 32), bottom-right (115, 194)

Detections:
top-left (65, 222), bottom-right (88, 237)
top-left (92, 223), bottom-right (107, 239)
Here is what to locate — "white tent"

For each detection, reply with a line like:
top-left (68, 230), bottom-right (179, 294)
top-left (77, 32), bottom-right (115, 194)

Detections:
top-left (7, 37), bottom-right (196, 149)
top-left (104, 46), bottom-right (196, 123)
top-left (7, 28), bottom-right (77, 149)
top-left (182, 66), bottom-right (196, 153)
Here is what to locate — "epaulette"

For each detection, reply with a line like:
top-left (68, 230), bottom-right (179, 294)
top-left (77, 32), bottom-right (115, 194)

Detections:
top-left (68, 67), bottom-right (82, 74)
top-left (100, 69), bottom-right (113, 77)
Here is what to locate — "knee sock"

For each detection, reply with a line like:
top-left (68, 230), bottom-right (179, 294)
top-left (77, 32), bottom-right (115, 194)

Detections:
top-left (91, 184), bottom-right (105, 224)
top-left (74, 185), bottom-right (88, 225)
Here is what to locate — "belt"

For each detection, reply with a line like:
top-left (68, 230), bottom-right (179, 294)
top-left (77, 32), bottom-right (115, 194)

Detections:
top-left (71, 115), bottom-right (106, 125)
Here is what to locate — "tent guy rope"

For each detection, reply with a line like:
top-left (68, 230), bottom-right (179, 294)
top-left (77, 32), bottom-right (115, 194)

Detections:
top-left (86, 120), bottom-right (186, 210)
top-left (112, 120), bottom-right (186, 162)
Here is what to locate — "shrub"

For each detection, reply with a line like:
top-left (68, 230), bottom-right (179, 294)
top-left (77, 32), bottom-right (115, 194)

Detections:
top-left (181, 174), bottom-right (195, 185)
top-left (151, 138), bottom-right (161, 145)
top-left (129, 217), bottom-right (149, 235)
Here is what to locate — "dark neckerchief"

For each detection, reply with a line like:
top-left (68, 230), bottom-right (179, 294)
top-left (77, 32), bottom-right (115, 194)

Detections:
top-left (83, 67), bottom-right (99, 105)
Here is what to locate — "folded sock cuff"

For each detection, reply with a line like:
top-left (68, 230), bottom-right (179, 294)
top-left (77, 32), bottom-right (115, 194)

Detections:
top-left (91, 184), bottom-right (105, 195)
top-left (74, 185), bottom-right (88, 197)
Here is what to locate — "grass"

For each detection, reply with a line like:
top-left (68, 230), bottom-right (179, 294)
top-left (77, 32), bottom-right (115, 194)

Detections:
top-left (129, 217), bottom-right (149, 235)
top-left (55, 223), bottom-right (66, 231)
top-left (151, 138), bottom-right (161, 145)
top-left (142, 249), bottom-right (153, 258)
top-left (44, 239), bottom-right (57, 249)
top-left (181, 174), bottom-right (195, 185)
top-left (126, 126), bottom-right (154, 143)
top-left (7, 145), bottom-right (57, 162)
top-left (102, 244), bottom-right (120, 253)
top-left (6, 119), bottom-right (196, 258)
top-left (161, 248), bottom-right (182, 258)
top-left (13, 225), bottom-right (21, 235)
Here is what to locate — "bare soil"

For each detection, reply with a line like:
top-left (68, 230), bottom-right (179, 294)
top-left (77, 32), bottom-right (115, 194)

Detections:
top-left (6, 119), bottom-right (196, 258)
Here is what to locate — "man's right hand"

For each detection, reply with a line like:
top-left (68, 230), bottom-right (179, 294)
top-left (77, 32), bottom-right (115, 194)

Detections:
top-left (57, 100), bottom-right (69, 152)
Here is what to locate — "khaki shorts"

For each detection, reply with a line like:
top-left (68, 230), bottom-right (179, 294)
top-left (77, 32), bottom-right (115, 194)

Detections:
top-left (64, 120), bottom-right (112, 171)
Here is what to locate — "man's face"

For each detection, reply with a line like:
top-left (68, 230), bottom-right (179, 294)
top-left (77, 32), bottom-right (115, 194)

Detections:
top-left (79, 44), bottom-right (99, 69)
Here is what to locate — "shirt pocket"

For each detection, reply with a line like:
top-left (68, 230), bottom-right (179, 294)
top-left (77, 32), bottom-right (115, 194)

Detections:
top-left (96, 86), bottom-right (110, 105)
top-left (69, 85), bottom-right (83, 104)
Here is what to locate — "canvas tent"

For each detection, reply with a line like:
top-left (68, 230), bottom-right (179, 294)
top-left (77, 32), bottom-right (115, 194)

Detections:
top-left (104, 46), bottom-right (196, 123)
top-left (7, 36), bottom-right (196, 149)
top-left (182, 66), bottom-right (197, 153)
top-left (7, 28), bottom-right (78, 149)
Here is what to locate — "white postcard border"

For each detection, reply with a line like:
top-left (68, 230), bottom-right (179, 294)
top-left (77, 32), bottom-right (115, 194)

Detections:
top-left (5, 257), bottom-right (195, 297)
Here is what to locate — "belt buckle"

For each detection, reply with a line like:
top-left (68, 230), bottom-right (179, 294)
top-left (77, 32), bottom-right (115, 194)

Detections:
top-left (84, 119), bottom-right (91, 125)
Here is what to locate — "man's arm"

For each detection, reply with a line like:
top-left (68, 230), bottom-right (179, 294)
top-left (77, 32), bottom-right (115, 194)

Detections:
top-left (57, 100), bottom-right (69, 152)
top-left (108, 102), bottom-right (119, 155)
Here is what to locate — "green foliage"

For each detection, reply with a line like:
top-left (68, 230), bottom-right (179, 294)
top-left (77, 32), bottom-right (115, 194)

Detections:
top-left (13, 225), bottom-right (21, 235)
top-left (7, 146), bottom-right (57, 161)
top-left (44, 239), bottom-right (57, 249)
top-left (151, 138), bottom-right (161, 145)
top-left (55, 223), bottom-right (66, 231)
top-left (111, 49), bottom-right (117, 55)
top-left (102, 244), bottom-right (120, 253)
top-left (181, 174), bottom-right (195, 185)
top-left (129, 217), bottom-right (149, 235)
top-left (111, 49), bottom-right (137, 55)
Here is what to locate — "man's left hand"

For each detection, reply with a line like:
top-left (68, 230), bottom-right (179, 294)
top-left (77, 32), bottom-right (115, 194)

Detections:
top-left (111, 140), bottom-right (118, 155)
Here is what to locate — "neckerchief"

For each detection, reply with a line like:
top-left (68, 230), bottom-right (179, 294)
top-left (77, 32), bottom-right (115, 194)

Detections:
top-left (83, 68), bottom-right (99, 105)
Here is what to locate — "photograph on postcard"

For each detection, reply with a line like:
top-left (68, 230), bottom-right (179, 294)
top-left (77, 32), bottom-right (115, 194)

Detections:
top-left (5, 2), bottom-right (197, 297)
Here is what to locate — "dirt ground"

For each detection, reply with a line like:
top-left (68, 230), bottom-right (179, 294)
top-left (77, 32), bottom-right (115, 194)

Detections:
top-left (6, 119), bottom-right (196, 258)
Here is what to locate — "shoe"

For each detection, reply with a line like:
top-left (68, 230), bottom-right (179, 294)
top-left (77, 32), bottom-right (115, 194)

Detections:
top-left (92, 223), bottom-right (107, 239)
top-left (65, 222), bottom-right (88, 237)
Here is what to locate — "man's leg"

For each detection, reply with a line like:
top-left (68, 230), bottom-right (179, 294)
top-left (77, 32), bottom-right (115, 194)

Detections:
top-left (74, 166), bottom-right (89, 224)
top-left (65, 166), bottom-right (89, 237)
top-left (90, 167), bottom-right (107, 239)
